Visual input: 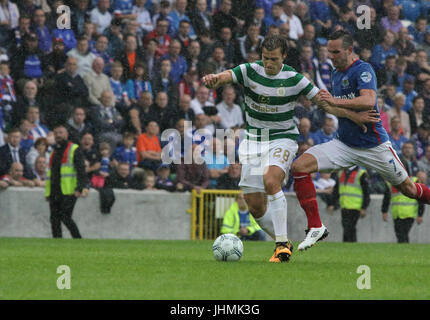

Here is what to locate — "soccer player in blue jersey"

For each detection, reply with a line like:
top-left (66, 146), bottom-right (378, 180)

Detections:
top-left (292, 30), bottom-right (430, 251)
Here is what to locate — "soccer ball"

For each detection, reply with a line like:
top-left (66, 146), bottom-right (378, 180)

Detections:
top-left (212, 234), bottom-right (243, 261)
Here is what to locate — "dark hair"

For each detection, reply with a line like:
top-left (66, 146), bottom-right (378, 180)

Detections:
top-left (34, 137), bottom-right (48, 148)
top-left (261, 34), bottom-right (288, 55)
top-left (412, 95), bottom-right (424, 104)
top-left (328, 29), bottom-right (354, 49)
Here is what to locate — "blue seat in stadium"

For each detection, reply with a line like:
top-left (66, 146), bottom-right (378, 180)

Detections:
top-left (400, 0), bottom-right (422, 22)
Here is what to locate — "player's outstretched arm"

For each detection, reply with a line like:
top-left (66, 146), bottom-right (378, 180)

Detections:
top-left (318, 89), bottom-right (376, 111)
top-left (312, 94), bottom-right (379, 133)
top-left (202, 70), bottom-right (234, 89)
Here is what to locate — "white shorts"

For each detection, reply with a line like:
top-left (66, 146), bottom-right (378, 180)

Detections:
top-left (238, 138), bottom-right (298, 194)
top-left (305, 139), bottom-right (408, 186)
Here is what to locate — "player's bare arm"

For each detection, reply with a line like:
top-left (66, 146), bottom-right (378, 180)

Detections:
top-left (202, 70), bottom-right (233, 89)
top-left (319, 89), bottom-right (376, 111)
top-left (311, 93), bottom-right (379, 132)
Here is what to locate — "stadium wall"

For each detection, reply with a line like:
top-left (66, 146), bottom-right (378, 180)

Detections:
top-left (0, 188), bottom-right (429, 243)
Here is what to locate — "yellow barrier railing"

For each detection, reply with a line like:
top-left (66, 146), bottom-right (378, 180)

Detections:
top-left (189, 189), bottom-right (242, 240)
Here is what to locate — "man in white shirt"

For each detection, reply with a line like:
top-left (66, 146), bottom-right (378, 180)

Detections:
top-left (190, 84), bottom-right (212, 115)
top-left (133, 0), bottom-right (154, 34)
top-left (90, 0), bottom-right (112, 34)
top-left (67, 36), bottom-right (97, 77)
top-left (216, 85), bottom-right (244, 130)
top-left (83, 57), bottom-right (112, 106)
top-left (280, 0), bottom-right (304, 41)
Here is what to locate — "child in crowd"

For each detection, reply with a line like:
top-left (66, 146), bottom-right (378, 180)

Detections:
top-left (126, 62), bottom-right (152, 104)
top-left (155, 163), bottom-right (175, 192)
top-left (144, 171), bottom-right (158, 190)
top-left (112, 132), bottom-right (137, 172)
top-left (99, 142), bottom-right (112, 177)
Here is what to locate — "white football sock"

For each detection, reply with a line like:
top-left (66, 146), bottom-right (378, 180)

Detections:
top-left (255, 200), bottom-right (275, 240)
top-left (267, 190), bottom-right (288, 243)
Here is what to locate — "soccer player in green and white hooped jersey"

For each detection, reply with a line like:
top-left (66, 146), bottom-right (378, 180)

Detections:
top-left (202, 35), bottom-right (379, 263)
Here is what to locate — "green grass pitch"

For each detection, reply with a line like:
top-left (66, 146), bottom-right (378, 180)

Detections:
top-left (1, 237), bottom-right (429, 300)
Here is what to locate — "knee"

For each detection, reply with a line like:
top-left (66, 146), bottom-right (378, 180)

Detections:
top-left (248, 203), bottom-right (266, 219)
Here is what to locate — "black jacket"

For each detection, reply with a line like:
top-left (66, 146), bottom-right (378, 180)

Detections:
top-left (0, 144), bottom-right (34, 179)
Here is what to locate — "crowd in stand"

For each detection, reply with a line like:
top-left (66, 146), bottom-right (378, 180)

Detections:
top-left (0, 0), bottom-right (429, 199)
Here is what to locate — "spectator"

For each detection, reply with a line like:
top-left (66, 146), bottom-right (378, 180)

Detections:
top-left (132, 0), bottom-right (154, 35)
top-left (136, 120), bottom-right (162, 172)
top-left (128, 91), bottom-right (152, 135)
top-left (80, 131), bottom-right (100, 179)
top-left (19, 118), bottom-right (34, 153)
top-left (111, 132), bottom-right (137, 171)
top-left (406, 49), bottom-right (430, 91)
top-left (295, 1), bottom-right (311, 25)
top-left (31, 8), bottom-right (51, 54)
top-left (143, 170), bottom-right (158, 190)
top-left (0, 61), bottom-right (16, 128)
top-left (370, 29), bottom-right (397, 72)
top-left (142, 38), bottom-right (158, 80)
top-left (297, 117), bottom-right (313, 144)
top-left (98, 141), bottom-right (112, 179)
top-left (123, 19), bottom-right (145, 50)
top-left (212, 0), bottom-right (238, 39)
top-left (144, 17), bottom-right (172, 58)
top-left (11, 14), bottom-right (31, 51)
top-left (410, 123), bottom-right (430, 159)
top-left (399, 141), bottom-right (420, 177)
top-left (51, 9), bottom-right (77, 53)
top-left (235, 23), bottom-right (264, 65)
top-left (54, 56), bottom-right (89, 109)
top-left (332, 6), bottom-right (355, 35)
top-left (90, 90), bottom-right (125, 148)
top-left (216, 162), bottom-right (241, 190)
top-left (43, 38), bottom-right (68, 78)
top-left (400, 76), bottom-right (418, 113)
top-left (263, 2), bottom-right (285, 34)
top-left (384, 84), bottom-right (397, 108)
top-left (0, 161), bottom-right (35, 187)
top-left (11, 79), bottom-right (41, 127)
top-left (418, 146), bottom-right (430, 179)
top-left (152, 58), bottom-right (179, 108)
top-left (312, 45), bottom-right (333, 91)
top-left (189, 0), bottom-right (212, 38)
top-left (170, 94), bottom-right (195, 125)
top-left (408, 16), bottom-right (429, 46)
top-left (422, 79), bottom-right (430, 116)
top-left (393, 57), bottom-right (412, 93)
top-left (115, 34), bottom-right (145, 81)
top-left (0, 127), bottom-right (33, 179)
top-left (419, 32), bottom-right (430, 62)
top-left (83, 57), bottom-right (112, 106)
top-left (381, 5), bottom-right (402, 34)
top-left (82, 21), bottom-right (96, 49)
top-left (0, 0), bottom-right (20, 49)
top-left (387, 92), bottom-right (411, 139)
top-left (25, 105), bottom-right (53, 144)
top-left (408, 96), bottom-right (426, 136)
top-left (297, 22), bottom-right (317, 51)
top-left (176, 143), bottom-right (209, 193)
top-left (216, 85), bottom-right (243, 130)
top-left (148, 91), bottom-right (172, 132)
top-left (104, 18), bottom-right (124, 58)
top-left (376, 55), bottom-right (398, 89)
top-left (297, 44), bottom-right (315, 81)
top-left (310, 116), bottom-right (336, 145)
top-left (70, 0), bottom-right (90, 37)
top-left (247, 6), bottom-right (267, 36)
top-left (32, 154), bottom-right (47, 186)
top-left (178, 68), bottom-right (199, 99)
top-left (221, 191), bottom-right (266, 241)
top-left (25, 136), bottom-right (49, 171)
top-left (126, 62), bottom-right (152, 104)
top-left (280, 0), bottom-right (303, 41)
top-left (394, 27), bottom-right (416, 62)
top-left (90, 0), bottom-right (112, 35)
top-left (160, 39), bottom-right (188, 84)
top-left (155, 163), bottom-right (176, 191)
top-left (202, 137), bottom-right (229, 188)
top-left (213, 27), bottom-right (236, 69)
top-left (112, 0), bottom-right (136, 21)
top-left (175, 20), bottom-right (194, 57)
top-left (168, 0), bottom-right (195, 38)
top-left (109, 61), bottom-right (131, 109)
top-left (65, 106), bottom-right (92, 144)
top-left (104, 161), bottom-right (134, 189)
top-left (91, 34), bottom-right (113, 75)
top-left (11, 32), bottom-right (45, 81)
top-left (205, 45), bottom-right (228, 75)
top-left (67, 36), bottom-right (97, 77)
top-left (309, 0), bottom-right (332, 38)
top-left (388, 115), bottom-right (409, 156)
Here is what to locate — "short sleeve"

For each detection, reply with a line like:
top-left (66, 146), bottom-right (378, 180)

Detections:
top-left (231, 64), bottom-right (246, 86)
top-left (298, 73), bottom-right (320, 100)
top-left (356, 63), bottom-right (377, 91)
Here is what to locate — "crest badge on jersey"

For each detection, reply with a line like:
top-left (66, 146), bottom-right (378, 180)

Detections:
top-left (277, 87), bottom-right (286, 96)
top-left (341, 77), bottom-right (349, 88)
top-left (360, 71), bottom-right (372, 83)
